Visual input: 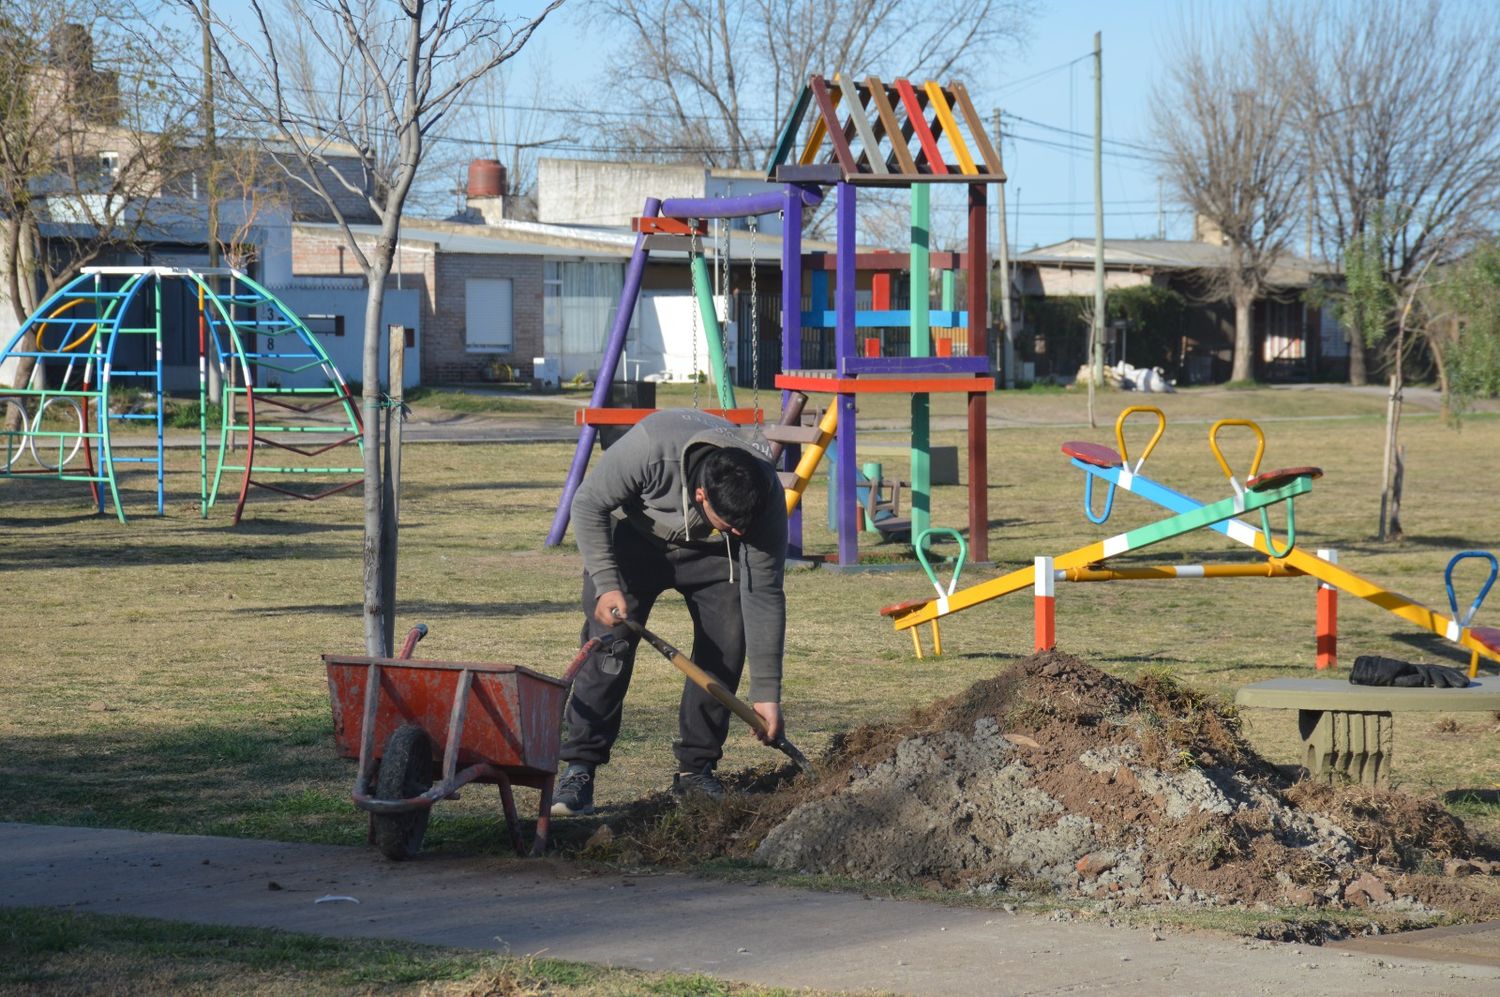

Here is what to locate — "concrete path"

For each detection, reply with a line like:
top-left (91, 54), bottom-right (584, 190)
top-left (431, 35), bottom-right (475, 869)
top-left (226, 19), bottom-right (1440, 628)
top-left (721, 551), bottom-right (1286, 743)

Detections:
top-left (3, 823), bottom-right (1496, 995)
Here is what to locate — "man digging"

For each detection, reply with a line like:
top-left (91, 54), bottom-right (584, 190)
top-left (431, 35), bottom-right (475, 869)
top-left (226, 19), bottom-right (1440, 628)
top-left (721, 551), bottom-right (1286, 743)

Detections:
top-left (552, 409), bottom-right (788, 816)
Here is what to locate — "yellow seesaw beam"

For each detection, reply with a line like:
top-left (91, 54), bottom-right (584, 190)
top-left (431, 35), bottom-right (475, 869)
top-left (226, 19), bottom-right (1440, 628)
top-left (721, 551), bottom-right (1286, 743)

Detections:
top-left (1228, 522), bottom-right (1500, 675)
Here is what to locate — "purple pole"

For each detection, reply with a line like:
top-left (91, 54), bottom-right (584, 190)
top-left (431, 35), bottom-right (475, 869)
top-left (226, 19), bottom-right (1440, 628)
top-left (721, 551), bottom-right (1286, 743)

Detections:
top-left (782, 183), bottom-right (806, 558)
top-left (834, 182), bottom-right (859, 566)
top-left (545, 197), bottom-right (661, 546)
top-left (661, 187), bottom-right (821, 220)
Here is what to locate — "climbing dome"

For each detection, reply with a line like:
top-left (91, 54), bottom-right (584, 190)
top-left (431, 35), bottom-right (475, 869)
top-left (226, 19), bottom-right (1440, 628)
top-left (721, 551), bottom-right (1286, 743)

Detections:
top-left (0, 266), bottom-right (361, 523)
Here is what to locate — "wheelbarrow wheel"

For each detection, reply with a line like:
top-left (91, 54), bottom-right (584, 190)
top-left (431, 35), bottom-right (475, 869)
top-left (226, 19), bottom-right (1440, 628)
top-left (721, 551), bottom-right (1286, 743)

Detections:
top-left (373, 724), bottom-right (435, 861)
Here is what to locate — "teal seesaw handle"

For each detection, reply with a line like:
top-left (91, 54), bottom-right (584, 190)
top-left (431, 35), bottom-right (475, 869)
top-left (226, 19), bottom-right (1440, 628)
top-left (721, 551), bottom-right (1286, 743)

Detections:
top-left (916, 527), bottom-right (968, 598)
top-left (1259, 498), bottom-right (1297, 559)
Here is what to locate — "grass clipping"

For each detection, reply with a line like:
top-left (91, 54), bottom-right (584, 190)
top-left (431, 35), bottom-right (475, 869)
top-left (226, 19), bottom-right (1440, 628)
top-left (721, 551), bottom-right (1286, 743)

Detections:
top-left (580, 651), bottom-right (1500, 925)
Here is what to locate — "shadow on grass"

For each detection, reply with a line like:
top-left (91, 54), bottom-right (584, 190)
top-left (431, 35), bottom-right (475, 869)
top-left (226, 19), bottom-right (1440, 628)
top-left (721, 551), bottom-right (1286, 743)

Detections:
top-left (0, 712), bottom-right (534, 856)
top-left (1387, 631), bottom-right (1474, 666)
top-left (234, 598), bottom-right (576, 618)
top-left (0, 539), bottom-right (351, 572)
top-left (401, 479), bottom-right (561, 497)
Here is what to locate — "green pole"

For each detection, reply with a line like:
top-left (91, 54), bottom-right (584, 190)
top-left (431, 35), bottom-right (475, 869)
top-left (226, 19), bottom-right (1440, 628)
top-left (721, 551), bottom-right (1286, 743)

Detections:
top-left (909, 184), bottom-right (931, 543)
top-left (689, 253), bottom-right (736, 409)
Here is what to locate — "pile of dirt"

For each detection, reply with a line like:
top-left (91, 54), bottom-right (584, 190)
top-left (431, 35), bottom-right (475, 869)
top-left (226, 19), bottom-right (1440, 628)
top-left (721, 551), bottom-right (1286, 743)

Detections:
top-left (587, 651), bottom-right (1500, 930)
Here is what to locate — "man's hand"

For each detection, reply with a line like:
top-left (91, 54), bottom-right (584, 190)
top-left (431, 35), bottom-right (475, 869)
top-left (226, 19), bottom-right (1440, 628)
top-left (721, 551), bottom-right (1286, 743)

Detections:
top-left (594, 589), bottom-right (628, 628)
top-left (752, 701), bottom-right (782, 744)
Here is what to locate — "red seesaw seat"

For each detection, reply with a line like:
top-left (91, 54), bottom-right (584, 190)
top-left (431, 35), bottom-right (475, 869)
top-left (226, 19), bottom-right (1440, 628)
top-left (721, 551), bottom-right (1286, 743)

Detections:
top-left (1471, 627), bottom-right (1500, 654)
top-left (1246, 466), bottom-right (1323, 491)
top-left (880, 598), bottom-right (929, 617)
top-left (1060, 441), bottom-right (1123, 468)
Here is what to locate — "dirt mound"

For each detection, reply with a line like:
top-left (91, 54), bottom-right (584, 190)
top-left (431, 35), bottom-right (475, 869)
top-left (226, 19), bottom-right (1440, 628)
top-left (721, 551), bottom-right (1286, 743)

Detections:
top-left (587, 652), bottom-right (1500, 929)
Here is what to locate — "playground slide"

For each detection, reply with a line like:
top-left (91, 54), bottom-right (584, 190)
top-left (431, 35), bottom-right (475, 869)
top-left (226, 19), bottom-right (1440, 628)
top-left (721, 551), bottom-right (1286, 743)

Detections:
top-left (882, 471), bottom-right (1315, 632)
top-left (1072, 457), bottom-right (1500, 672)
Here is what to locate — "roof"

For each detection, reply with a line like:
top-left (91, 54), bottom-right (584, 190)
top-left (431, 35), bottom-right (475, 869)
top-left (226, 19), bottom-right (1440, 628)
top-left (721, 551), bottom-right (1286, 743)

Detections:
top-left (1016, 238), bottom-right (1335, 287)
top-left (295, 216), bottom-right (835, 264)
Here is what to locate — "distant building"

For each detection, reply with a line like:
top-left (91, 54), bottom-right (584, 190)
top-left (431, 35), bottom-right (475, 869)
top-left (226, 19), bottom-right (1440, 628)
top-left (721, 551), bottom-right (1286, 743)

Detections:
top-left (291, 157), bottom-right (796, 387)
top-left (1014, 237), bottom-right (1344, 384)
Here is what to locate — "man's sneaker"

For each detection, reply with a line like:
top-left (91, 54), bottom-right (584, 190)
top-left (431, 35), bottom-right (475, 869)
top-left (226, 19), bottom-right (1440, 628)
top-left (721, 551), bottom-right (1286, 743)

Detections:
top-left (671, 767), bottom-right (726, 802)
top-left (551, 764), bottom-right (595, 816)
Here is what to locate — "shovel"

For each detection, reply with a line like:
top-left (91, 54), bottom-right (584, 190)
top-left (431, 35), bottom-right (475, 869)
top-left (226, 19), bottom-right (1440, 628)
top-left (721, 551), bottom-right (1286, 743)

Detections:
top-left (617, 618), bottom-right (815, 776)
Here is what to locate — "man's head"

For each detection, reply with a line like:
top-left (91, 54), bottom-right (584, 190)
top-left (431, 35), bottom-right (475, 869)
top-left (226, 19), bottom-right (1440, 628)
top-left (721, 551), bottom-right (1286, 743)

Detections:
top-left (694, 446), bottom-right (768, 536)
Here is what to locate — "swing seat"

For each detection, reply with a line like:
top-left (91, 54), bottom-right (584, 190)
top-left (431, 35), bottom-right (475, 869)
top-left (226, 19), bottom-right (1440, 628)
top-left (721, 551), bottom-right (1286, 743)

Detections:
top-left (862, 473), bottom-right (911, 539)
top-left (1061, 441), bottom-right (1123, 468)
top-left (1246, 466), bottom-right (1323, 491)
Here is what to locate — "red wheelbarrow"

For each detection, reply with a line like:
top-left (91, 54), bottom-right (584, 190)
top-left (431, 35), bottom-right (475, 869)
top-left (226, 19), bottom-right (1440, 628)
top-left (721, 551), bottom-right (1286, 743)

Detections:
top-left (321, 624), bottom-right (595, 860)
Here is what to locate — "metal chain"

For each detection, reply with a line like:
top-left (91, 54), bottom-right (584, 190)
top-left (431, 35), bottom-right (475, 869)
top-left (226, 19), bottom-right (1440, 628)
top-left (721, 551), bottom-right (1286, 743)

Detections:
top-left (749, 214), bottom-right (760, 416)
top-left (720, 219), bottom-right (732, 387)
top-left (690, 226), bottom-right (701, 408)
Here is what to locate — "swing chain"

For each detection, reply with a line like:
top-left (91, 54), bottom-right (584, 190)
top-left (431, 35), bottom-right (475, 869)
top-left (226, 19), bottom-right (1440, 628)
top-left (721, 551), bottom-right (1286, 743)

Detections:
top-left (749, 214), bottom-right (760, 416)
top-left (690, 225), bottom-right (701, 409)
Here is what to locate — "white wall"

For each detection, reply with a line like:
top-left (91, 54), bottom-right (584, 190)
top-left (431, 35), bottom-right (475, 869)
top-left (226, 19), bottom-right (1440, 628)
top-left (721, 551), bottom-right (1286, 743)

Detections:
top-left (628, 290), bottom-right (736, 387)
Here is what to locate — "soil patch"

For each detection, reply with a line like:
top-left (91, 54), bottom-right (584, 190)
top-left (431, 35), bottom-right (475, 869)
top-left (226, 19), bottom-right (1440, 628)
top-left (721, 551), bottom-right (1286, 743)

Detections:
top-left (574, 651), bottom-right (1500, 936)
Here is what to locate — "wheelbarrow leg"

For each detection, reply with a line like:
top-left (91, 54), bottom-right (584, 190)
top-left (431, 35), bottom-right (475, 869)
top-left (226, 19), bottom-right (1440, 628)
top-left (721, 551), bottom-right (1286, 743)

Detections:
top-left (531, 774), bottom-right (556, 858)
top-left (496, 775), bottom-right (527, 857)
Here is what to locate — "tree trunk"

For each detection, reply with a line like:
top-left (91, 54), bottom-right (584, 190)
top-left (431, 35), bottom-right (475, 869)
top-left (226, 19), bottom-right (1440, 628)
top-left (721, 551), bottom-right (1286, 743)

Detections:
top-left (1230, 293), bottom-right (1255, 382)
top-left (1346, 328), bottom-right (1368, 386)
top-left (1429, 335), bottom-right (1451, 420)
top-left (3, 218), bottom-right (41, 431)
top-left (361, 257), bottom-right (391, 657)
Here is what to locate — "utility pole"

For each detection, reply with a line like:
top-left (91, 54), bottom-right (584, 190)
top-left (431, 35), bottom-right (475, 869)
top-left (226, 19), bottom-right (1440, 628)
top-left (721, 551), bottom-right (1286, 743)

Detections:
top-left (201, 0), bottom-right (222, 402)
top-left (994, 108), bottom-right (1015, 389)
top-left (1090, 30), bottom-right (1105, 424)
top-left (1157, 178), bottom-right (1165, 240)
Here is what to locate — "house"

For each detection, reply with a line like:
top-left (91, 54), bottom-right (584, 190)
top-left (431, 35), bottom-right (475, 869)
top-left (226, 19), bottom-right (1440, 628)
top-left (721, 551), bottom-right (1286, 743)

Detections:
top-left (290, 157), bottom-right (795, 387)
top-left (1013, 236), bottom-right (1343, 384)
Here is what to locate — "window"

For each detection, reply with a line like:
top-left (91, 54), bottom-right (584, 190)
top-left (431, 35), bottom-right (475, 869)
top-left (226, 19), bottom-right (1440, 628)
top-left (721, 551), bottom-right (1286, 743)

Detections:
top-left (304, 314), bottom-right (345, 337)
top-left (98, 151), bottom-right (120, 179)
top-left (465, 278), bottom-right (513, 352)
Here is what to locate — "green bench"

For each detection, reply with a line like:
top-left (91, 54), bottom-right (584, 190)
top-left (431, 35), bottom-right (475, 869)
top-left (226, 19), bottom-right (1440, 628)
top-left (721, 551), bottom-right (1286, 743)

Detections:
top-left (1235, 676), bottom-right (1500, 786)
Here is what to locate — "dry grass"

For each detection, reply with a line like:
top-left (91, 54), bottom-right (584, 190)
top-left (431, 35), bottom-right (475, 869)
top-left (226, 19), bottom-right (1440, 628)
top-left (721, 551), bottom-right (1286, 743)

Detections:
top-left (2, 385), bottom-right (1499, 855)
top-left (0, 907), bottom-right (801, 995)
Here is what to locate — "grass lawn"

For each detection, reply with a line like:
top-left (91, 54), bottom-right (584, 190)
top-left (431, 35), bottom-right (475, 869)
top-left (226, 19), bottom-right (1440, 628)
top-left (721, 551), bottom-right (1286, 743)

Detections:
top-left (2, 385), bottom-right (1498, 872)
top-left (0, 907), bottom-right (804, 995)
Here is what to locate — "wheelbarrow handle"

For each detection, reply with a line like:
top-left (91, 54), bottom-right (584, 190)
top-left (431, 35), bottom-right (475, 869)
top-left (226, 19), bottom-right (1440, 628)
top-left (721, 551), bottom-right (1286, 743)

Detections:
top-left (398, 624), bottom-right (429, 660)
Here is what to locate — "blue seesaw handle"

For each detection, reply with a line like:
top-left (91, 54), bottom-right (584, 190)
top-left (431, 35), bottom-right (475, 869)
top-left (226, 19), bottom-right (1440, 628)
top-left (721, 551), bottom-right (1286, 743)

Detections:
top-left (1446, 550), bottom-right (1498, 627)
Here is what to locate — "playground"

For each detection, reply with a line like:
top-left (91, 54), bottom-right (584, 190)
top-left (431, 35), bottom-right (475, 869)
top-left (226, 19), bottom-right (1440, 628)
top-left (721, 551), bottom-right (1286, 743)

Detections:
top-left (4, 384), bottom-right (1500, 964)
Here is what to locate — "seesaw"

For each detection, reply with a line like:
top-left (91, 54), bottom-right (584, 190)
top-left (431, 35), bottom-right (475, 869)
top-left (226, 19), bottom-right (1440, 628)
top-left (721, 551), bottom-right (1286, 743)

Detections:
top-left (880, 434), bottom-right (1319, 656)
top-left (1067, 407), bottom-right (1500, 677)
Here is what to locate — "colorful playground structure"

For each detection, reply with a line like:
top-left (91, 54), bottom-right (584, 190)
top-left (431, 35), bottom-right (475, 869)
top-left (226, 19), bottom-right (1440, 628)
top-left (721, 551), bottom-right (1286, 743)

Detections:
top-left (884, 406), bottom-right (1500, 676)
top-left (0, 266), bottom-right (361, 523)
top-left (547, 75), bottom-right (1000, 565)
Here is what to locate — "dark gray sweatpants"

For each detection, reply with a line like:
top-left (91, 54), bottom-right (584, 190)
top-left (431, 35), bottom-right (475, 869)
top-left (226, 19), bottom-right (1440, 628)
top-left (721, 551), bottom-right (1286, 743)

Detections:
top-left (561, 519), bottom-right (746, 773)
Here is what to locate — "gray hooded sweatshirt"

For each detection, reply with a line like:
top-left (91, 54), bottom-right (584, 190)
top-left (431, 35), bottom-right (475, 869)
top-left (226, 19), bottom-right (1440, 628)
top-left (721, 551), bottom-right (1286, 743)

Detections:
top-left (570, 409), bottom-right (788, 702)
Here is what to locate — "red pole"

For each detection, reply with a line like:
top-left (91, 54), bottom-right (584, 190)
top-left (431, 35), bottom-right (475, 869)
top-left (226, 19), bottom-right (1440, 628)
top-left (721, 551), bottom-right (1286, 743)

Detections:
top-left (1034, 555), bottom-right (1056, 651)
top-left (1315, 548), bottom-right (1338, 669)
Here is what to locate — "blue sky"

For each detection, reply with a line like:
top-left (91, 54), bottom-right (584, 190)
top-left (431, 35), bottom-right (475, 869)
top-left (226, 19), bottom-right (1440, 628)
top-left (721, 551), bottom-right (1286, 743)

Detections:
top-left (506, 0), bottom-right (1216, 250)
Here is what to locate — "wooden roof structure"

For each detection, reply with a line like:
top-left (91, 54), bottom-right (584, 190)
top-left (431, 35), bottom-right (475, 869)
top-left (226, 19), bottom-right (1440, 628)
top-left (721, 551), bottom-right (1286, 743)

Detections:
top-left (766, 75), bottom-right (1006, 187)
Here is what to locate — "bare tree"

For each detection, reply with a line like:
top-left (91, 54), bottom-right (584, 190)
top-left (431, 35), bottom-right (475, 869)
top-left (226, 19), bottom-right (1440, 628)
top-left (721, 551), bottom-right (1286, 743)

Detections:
top-left (189, 0), bottom-right (563, 657)
top-left (0, 3), bottom-right (194, 412)
top-left (1153, 23), bottom-right (1302, 383)
top-left (1281, 0), bottom-right (1500, 386)
top-left (582, 0), bottom-right (1034, 169)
